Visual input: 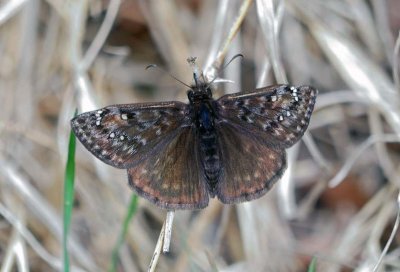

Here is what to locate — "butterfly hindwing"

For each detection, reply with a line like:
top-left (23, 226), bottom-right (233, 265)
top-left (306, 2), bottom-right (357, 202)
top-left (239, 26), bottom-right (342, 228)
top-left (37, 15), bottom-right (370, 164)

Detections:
top-left (128, 127), bottom-right (209, 209)
top-left (71, 101), bottom-right (190, 168)
top-left (216, 85), bottom-right (317, 149)
top-left (215, 121), bottom-right (287, 203)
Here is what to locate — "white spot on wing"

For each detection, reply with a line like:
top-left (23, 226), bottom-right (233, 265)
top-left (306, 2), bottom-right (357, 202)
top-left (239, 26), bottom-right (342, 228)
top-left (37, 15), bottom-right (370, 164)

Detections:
top-left (121, 113), bottom-right (128, 120)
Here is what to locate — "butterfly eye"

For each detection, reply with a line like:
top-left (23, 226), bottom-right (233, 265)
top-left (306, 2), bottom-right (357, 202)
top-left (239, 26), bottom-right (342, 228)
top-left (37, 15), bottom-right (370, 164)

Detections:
top-left (187, 90), bottom-right (194, 102)
top-left (206, 87), bottom-right (212, 97)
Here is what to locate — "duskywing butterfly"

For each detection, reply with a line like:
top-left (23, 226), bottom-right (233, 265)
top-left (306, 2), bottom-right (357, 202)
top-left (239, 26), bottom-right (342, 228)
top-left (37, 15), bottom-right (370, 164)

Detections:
top-left (71, 59), bottom-right (317, 209)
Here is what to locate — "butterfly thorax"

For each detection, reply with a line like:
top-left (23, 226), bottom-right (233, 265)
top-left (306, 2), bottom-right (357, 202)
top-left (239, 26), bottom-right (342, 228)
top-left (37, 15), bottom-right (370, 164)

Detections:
top-left (188, 85), bottom-right (221, 195)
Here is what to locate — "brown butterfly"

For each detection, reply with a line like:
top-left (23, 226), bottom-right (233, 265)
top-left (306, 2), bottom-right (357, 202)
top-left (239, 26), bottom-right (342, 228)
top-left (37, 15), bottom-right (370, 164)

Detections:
top-left (71, 62), bottom-right (317, 210)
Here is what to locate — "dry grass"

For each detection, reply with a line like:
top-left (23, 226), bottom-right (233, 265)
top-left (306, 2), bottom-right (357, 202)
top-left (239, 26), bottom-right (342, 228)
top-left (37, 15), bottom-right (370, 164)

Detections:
top-left (0, 0), bottom-right (400, 271)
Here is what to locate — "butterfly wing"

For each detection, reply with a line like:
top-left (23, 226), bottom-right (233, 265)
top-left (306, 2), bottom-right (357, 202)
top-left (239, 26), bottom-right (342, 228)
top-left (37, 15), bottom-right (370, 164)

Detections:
top-left (215, 121), bottom-right (287, 204)
top-left (71, 101), bottom-right (190, 168)
top-left (216, 85), bottom-right (317, 149)
top-left (127, 127), bottom-right (209, 209)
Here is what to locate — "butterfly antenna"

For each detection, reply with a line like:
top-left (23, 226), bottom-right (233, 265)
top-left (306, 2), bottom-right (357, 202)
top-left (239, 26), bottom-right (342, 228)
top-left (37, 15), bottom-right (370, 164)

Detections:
top-left (146, 64), bottom-right (191, 88)
top-left (207, 53), bottom-right (244, 86)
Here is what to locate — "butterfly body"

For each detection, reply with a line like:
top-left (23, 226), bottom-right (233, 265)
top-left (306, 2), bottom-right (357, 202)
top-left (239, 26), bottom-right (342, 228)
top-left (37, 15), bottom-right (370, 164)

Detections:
top-left (188, 83), bottom-right (221, 195)
top-left (71, 77), bottom-right (317, 210)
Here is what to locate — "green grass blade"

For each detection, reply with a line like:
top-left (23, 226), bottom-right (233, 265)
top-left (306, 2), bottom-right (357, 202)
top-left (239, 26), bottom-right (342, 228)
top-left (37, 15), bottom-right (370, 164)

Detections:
top-left (109, 194), bottom-right (139, 272)
top-left (63, 114), bottom-right (77, 272)
top-left (307, 256), bottom-right (317, 272)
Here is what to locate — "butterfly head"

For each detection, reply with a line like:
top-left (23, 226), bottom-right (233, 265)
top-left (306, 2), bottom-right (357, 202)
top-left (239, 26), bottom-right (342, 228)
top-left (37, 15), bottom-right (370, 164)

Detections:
top-left (187, 81), bottom-right (212, 104)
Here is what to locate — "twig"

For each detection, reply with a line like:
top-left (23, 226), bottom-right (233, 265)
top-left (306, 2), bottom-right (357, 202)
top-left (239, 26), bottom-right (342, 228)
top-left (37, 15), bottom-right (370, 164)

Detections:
top-left (209, 0), bottom-right (253, 77)
top-left (256, 0), bottom-right (287, 83)
top-left (147, 210), bottom-right (175, 271)
top-left (0, 159), bottom-right (97, 271)
top-left (393, 31), bottom-right (400, 91)
top-left (372, 191), bottom-right (400, 272)
top-left (148, 222), bottom-right (165, 272)
top-left (0, 212), bottom-right (28, 272)
top-left (80, 0), bottom-right (121, 71)
top-left (328, 134), bottom-right (400, 187)
top-left (0, 203), bottom-right (86, 271)
top-left (163, 211), bottom-right (175, 253)
top-left (0, 0), bottom-right (27, 26)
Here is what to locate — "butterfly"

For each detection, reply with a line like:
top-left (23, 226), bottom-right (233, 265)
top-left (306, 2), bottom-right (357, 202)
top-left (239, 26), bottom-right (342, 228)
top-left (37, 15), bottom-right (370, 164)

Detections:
top-left (71, 64), bottom-right (317, 210)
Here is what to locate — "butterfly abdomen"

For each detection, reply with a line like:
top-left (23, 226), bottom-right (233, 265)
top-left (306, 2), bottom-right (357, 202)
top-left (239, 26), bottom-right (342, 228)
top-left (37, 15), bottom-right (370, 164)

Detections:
top-left (199, 131), bottom-right (221, 194)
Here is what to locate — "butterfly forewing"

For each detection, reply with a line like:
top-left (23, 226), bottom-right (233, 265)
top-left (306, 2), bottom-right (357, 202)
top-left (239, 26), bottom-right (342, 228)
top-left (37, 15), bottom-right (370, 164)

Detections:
top-left (215, 121), bottom-right (287, 203)
top-left (71, 101), bottom-right (190, 168)
top-left (128, 127), bottom-right (209, 209)
top-left (217, 85), bottom-right (317, 149)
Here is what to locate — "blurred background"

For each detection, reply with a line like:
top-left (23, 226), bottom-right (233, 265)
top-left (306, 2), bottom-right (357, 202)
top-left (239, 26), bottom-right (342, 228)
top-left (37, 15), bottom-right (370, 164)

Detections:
top-left (1, 0), bottom-right (400, 271)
